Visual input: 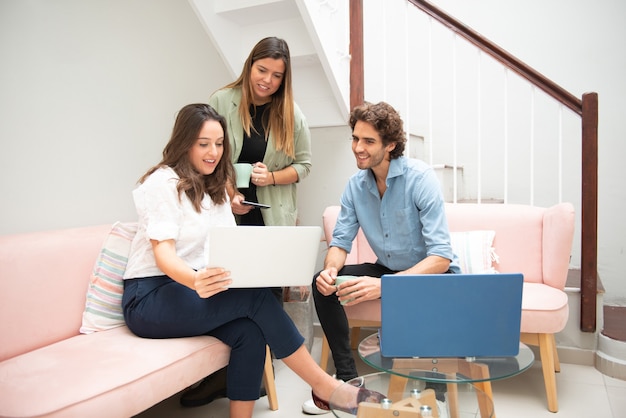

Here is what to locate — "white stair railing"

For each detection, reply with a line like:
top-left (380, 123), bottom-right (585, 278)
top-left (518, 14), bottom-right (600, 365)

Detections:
top-left (360, 0), bottom-right (583, 264)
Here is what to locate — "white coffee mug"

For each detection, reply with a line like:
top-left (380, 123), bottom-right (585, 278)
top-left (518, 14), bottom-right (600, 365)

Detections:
top-left (335, 275), bottom-right (357, 305)
top-left (234, 163), bottom-right (253, 188)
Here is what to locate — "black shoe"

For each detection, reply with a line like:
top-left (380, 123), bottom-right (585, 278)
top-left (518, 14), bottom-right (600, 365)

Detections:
top-left (180, 367), bottom-right (228, 407)
top-left (424, 381), bottom-right (447, 403)
top-left (180, 366), bottom-right (269, 407)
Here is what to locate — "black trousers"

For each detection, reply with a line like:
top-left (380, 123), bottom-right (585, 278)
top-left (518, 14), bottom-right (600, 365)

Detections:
top-left (311, 262), bottom-right (396, 381)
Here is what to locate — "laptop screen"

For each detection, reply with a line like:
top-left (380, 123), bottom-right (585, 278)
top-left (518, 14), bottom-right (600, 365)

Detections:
top-left (380, 273), bottom-right (523, 358)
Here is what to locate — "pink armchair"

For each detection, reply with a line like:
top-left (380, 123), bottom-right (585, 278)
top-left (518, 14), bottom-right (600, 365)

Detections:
top-left (318, 203), bottom-right (575, 413)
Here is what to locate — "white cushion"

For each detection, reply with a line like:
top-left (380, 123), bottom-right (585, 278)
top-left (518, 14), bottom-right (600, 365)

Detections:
top-left (450, 230), bottom-right (499, 274)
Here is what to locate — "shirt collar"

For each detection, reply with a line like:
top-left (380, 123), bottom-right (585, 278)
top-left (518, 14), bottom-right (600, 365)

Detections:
top-left (387, 157), bottom-right (405, 180)
top-left (358, 157), bottom-right (405, 195)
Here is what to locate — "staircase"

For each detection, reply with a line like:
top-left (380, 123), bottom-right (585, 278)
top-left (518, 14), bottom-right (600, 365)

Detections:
top-left (187, 0), bottom-right (493, 203)
top-left (187, 0), bottom-right (350, 128)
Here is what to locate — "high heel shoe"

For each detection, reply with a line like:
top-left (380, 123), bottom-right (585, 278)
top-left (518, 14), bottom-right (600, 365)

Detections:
top-left (311, 387), bottom-right (386, 414)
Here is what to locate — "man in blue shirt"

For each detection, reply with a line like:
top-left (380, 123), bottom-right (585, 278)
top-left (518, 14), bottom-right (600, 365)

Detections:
top-left (313, 101), bottom-right (460, 386)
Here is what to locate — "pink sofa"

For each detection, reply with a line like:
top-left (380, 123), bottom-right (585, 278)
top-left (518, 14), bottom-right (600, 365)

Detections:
top-left (0, 225), bottom-right (249, 417)
top-left (319, 202), bottom-right (575, 412)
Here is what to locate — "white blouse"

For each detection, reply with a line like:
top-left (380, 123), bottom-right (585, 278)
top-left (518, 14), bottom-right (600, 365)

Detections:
top-left (123, 167), bottom-right (236, 279)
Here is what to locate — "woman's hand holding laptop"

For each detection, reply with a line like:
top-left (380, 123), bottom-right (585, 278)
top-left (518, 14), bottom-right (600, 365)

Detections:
top-left (193, 267), bottom-right (232, 298)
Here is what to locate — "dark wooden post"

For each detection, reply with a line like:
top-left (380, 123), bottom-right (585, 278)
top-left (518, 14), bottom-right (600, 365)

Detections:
top-left (580, 92), bottom-right (599, 332)
top-left (350, 0), bottom-right (364, 109)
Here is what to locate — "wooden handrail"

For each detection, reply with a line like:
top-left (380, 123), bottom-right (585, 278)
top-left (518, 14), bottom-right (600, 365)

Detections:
top-left (350, 0), bottom-right (599, 331)
top-left (407, 0), bottom-right (582, 115)
top-left (581, 92), bottom-right (599, 332)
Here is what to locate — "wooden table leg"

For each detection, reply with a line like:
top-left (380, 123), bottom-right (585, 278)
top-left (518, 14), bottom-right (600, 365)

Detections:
top-left (391, 358), bottom-right (496, 417)
top-left (446, 382), bottom-right (459, 418)
top-left (387, 374), bottom-right (409, 402)
top-left (473, 381), bottom-right (494, 418)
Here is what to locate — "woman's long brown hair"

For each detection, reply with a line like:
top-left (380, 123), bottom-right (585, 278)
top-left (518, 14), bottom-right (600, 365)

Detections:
top-left (140, 104), bottom-right (234, 212)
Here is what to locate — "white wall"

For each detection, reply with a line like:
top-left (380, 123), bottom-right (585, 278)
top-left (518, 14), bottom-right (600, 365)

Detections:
top-left (1, 0), bottom-right (624, 305)
top-left (297, 126), bottom-right (353, 227)
top-left (0, 0), bottom-right (231, 234)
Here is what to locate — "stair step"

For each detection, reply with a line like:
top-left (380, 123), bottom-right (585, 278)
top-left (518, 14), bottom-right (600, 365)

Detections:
top-left (455, 198), bottom-right (505, 204)
top-left (432, 164), bottom-right (464, 171)
top-left (565, 269), bottom-right (622, 341)
top-left (603, 305), bottom-right (626, 342)
top-left (214, 0), bottom-right (298, 24)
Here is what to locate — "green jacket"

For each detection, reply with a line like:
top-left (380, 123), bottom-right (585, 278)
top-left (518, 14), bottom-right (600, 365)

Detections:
top-left (209, 87), bottom-right (312, 226)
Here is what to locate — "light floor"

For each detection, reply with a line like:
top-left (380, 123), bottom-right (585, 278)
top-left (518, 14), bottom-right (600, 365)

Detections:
top-left (136, 334), bottom-right (626, 418)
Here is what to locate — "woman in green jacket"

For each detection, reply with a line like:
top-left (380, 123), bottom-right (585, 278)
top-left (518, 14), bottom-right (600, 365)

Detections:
top-left (209, 36), bottom-right (312, 227)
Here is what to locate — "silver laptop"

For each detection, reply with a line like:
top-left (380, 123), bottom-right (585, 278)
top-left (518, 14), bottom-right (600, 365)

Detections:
top-left (207, 226), bottom-right (322, 288)
top-left (380, 273), bottom-right (524, 358)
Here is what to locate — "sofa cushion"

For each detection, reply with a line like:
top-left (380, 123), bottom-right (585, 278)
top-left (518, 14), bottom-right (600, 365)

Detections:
top-left (80, 222), bottom-right (137, 334)
top-left (450, 230), bottom-right (498, 274)
top-left (0, 224), bottom-right (112, 362)
top-left (520, 282), bottom-right (569, 333)
top-left (0, 326), bottom-right (230, 418)
top-left (446, 203), bottom-right (545, 283)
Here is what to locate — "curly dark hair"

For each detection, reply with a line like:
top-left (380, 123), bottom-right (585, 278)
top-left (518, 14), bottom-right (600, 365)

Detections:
top-left (348, 101), bottom-right (406, 159)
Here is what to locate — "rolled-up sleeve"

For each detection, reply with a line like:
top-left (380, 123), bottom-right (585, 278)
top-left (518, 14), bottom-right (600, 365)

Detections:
top-left (329, 190), bottom-right (360, 253)
top-left (134, 169), bottom-right (181, 242)
top-left (415, 171), bottom-right (454, 258)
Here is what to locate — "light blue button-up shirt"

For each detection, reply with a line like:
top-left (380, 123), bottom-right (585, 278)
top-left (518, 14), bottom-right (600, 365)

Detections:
top-left (331, 157), bottom-right (461, 273)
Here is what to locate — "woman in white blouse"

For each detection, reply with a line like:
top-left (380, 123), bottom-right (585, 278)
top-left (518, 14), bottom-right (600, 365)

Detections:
top-left (121, 104), bottom-right (382, 417)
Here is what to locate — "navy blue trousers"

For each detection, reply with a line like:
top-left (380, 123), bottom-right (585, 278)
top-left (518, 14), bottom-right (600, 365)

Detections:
top-left (122, 276), bottom-right (304, 400)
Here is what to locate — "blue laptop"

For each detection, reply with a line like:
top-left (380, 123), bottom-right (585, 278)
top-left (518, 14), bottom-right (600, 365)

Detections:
top-left (380, 273), bottom-right (524, 358)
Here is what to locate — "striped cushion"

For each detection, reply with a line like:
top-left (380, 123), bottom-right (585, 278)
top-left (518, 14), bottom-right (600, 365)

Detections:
top-left (450, 230), bottom-right (499, 274)
top-left (80, 222), bottom-right (137, 334)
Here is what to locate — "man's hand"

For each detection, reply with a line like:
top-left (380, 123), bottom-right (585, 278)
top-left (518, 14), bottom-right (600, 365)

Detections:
top-left (315, 267), bottom-right (339, 296)
top-left (193, 267), bottom-right (231, 298)
top-left (335, 276), bottom-right (381, 306)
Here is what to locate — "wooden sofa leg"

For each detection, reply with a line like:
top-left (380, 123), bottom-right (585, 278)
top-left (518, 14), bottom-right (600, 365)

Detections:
top-left (350, 327), bottom-right (361, 349)
top-left (320, 334), bottom-right (331, 372)
top-left (263, 345), bottom-right (279, 410)
top-left (538, 333), bottom-right (559, 412)
top-left (550, 333), bottom-right (561, 373)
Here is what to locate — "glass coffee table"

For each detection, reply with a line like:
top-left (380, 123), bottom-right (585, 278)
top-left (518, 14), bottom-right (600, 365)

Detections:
top-left (356, 333), bottom-right (535, 418)
top-left (329, 371), bottom-right (494, 418)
